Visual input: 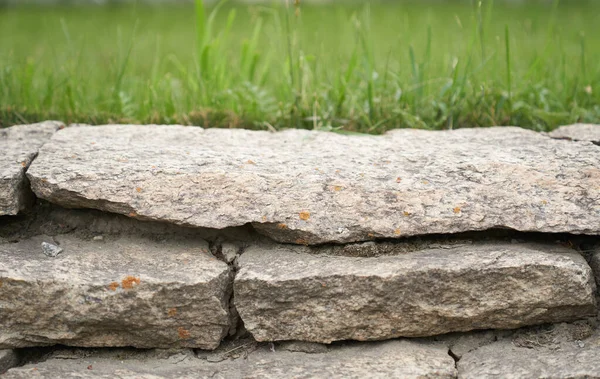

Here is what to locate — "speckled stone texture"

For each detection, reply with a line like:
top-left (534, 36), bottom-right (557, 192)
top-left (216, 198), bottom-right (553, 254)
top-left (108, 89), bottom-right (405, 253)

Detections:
top-left (0, 349), bottom-right (18, 374)
top-left (2, 340), bottom-right (457, 379)
top-left (26, 125), bottom-right (600, 244)
top-left (0, 235), bottom-right (231, 349)
top-left (459, 338), bottom-right (600, 379)
top-left (0, 121), bottom-right (61, 215)
top-left (234, 242), bottom-right (597, 343)
top-left (550, 123), bottom-right (600, 143)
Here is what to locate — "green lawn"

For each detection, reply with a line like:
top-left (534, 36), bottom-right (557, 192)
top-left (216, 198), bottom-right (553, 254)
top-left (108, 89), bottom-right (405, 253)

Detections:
top-left (1, 0), bottom-right (599, 132)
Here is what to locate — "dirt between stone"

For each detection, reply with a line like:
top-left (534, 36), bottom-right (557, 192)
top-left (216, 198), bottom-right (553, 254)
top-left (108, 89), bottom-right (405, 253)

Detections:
top-left (1, 200), bottom-right (597, 258)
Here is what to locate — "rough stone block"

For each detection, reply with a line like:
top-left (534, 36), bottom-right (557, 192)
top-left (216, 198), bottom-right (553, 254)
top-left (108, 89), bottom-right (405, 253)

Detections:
top-left (550, 123), bottom-right (600, 143)
top-left (234, 242), bottom-right (597, 343)
top-left (26, 125), bottom-right (600, 244)
top-left (3, 340), bottom-right (457, 378)
top-left (459, 339), bottom-right (600, 378)
top-left (0, 235), bottom-right (231, 349)
top-left (0, 121), bottom-right (61, 215)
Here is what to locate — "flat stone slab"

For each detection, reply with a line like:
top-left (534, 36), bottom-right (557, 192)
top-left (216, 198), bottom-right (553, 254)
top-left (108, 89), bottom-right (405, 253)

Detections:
top-left (234, 242), bottom-right (597, 343)
top-left (3, 340), bottom-right (457, 378)
top-left (26, 125), bottom-right (600, 244)
top-left (550, 123), bottom-right (600, 143)
top-left (459, 339), bottom-right (600, 378)
top-left (0, 235), bottom-right (231, 349)
top-left (0, 121), bottom-right (61, 215)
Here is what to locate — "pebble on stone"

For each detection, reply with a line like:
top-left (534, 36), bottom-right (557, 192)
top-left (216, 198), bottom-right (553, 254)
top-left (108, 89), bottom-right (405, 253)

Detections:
top-left (41, 242), bottom-right (63, 257)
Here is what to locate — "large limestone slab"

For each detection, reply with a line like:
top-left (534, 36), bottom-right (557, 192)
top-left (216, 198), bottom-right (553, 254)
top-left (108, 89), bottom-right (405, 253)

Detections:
top-left (550, 123), bottom-right (600, 143)
top-left (3, 340), bottom-right (457, 378)
top-left (459, 339), bottom-right (600, 378)
top-left (0, 121), bottom-right (62, 215)
top-left (0, 235), bottom-right (231, 349)
top-left (234, 242), bottom-right (597, 343)
top-left (27, 125), bottom-right (600, 244)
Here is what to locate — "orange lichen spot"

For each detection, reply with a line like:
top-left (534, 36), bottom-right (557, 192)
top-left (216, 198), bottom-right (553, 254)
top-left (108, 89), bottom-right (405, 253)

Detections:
top-left (121, 276), bottom-right (140, 290)
top-left (128, 212), bottom-right (137, 218)
top-left (396, 177), bottom-right (402, 183)
top-left (151, 165), bottom-right (156, 169)
top-left (178, 327), bottom-right (191, 339)
top-left (261, 216), bottom-right (267, 222)
top-left (90, 142), bottom-right (96, 145)
top-left (394, 229), bottom-right (402, 236)
top-left (168, 308), bottom-right (178, 317)
top-left (333, 185), bottom-right (342, 192)
top-left (58, 124), bottom-right (65, 130)
top-left (20, 161), bottom-right (27, 167)
top-left (321, 282), bottom-right (327, 287)
top-left (295, 238), bottom-right (309, 246)
top-left (403, 211), bottom-right (411, 217)
top-left (71, 155), bottom-right (77, 159)
top-left (246, 160), bottom-right (256, 165)
top-left (87, 365), bottom-right (93, 370)
top-left (422, 180), bottom-right (429, 185)
top-left (277, 223), bottom-right (288, 230)
top-left (453, 207), bottom-right (461, 214)
top-left (299, 211), bottom-right (310, 221)
top-left (541, 200), bottom-right (548, 205)
top-left (335, 170), bottom-right (341, 174)
top-left (367, 233), bottom-right (375, 238)
top-left (108, 282), bottom-right (119, 291)
top-left (135, 187), bottom-right (142, 193)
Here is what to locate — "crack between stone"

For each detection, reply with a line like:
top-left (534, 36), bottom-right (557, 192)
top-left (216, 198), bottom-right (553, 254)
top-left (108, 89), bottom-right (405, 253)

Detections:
top-left (546, 135), bottom-right (600, 146)
top-left (448, 348), bottom-right (460, 376)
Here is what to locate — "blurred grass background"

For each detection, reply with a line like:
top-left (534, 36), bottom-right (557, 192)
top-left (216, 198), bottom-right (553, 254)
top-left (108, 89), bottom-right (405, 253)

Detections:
top-left (1, 0), bottom-right (599, 132)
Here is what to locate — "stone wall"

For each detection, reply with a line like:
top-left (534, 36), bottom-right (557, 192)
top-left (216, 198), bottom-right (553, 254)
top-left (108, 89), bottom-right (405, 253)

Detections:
top-left (0, 122), bottom-right (599, 377)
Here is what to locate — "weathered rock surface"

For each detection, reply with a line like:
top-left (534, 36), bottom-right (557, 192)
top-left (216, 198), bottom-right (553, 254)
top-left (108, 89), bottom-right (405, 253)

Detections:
top-left (0, 349), bottom-right (19, 374)
top-left (234, 242), bottom-right (597, 343)
top-left (0, 234), bottom-right (231, 349)
top-left (3, 340), bottom-right (457, 378)
top-left (587, 245), bottom-right (600, 287)
top-left (0, 121), bottom-right (61, 215)
top-left (27, 125), bottom-right (600, 244)
top-left (459, 338), bottom-right (600, 378)
top-left (550, 123), bottom-right (600, 143)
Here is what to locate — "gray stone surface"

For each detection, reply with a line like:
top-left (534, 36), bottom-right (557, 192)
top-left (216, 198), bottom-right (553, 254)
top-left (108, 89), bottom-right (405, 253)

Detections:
top-left (3, 340), bottom-right (457, 378)
top-left (0, 121), bottom-right (61, 215)
top-left (550, 123), bottom-right (600, 143)
top-left (234, 242), bottom-right (597, 343)
top-left (0, 349), bottom-right (19, 374)
top-left (40, 241), bottom-right (63, 257)
top-left (459, 338), bottom-right (600, 378)
top-left (0, 234), bottom-right (231, 349)
top-left (588, 246), bottom-right (600, 287)
top-left (26, 125), bottom-right (600, 245)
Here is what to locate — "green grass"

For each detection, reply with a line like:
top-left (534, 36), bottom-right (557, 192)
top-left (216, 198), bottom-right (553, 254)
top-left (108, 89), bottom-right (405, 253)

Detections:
top-left (1, 0), bottom-right (600, 132)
